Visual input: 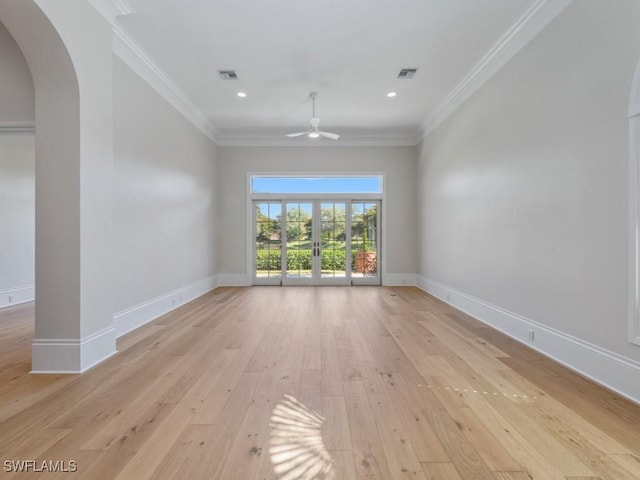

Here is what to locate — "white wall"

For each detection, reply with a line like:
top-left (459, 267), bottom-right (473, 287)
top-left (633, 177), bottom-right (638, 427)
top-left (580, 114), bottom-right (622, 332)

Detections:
top-left (216, 146), bottom-right (417, 283)
top-left (0, 135), bottom-right (35, 305)
top-left (0, 21), bottom-right (35, 307)
top-left (113, 57), bottom-right (218, 316)
top-left (0, 48), bottom-right (219, 338)
top-left (417, 0), bottom-right (640, 399)
top-left (0, 21), bottom-right (34, 126)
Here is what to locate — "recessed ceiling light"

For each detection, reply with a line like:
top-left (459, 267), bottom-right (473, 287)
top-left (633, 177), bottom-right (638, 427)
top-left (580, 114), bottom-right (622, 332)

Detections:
top-left (308, 132), bottom-right (320, 138)
top-left (387, 92), bottom-right (397, 98)
top-left (237, 92), bottom-right (247, 98)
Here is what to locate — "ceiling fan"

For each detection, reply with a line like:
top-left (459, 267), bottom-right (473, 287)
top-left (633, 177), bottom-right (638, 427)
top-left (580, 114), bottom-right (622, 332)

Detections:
top-left (286, 92), bottom-right (340, 140)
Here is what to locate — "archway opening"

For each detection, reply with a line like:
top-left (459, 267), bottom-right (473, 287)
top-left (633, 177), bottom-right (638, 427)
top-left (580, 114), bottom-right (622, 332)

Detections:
top-left (0, 1), bottom-right (116, 373)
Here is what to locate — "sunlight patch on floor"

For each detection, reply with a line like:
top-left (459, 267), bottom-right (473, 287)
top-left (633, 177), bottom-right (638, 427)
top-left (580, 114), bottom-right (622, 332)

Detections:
top-left (269, 394), bottom-right (334, 480)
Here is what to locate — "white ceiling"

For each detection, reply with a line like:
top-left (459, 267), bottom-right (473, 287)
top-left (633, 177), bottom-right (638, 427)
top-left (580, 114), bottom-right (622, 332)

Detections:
top-left (112, 0), bottom-right (560, 146)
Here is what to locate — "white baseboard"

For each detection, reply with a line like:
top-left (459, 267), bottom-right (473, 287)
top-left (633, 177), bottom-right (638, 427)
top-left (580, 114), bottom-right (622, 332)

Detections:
top-left (221, 273), bottom-right (416, 287)
top-left (0, 284), bottom-right (35, 308)
top-left (217, 274), bottom-right (251, 287)
top-left (417, 276), bottom-right (640, 405)
top-left (31, 326), bottom-right (117, 374)
top-left (382, 273), bottom-right (416, 287)
top-left (113, 275), bottom-right (218, 338)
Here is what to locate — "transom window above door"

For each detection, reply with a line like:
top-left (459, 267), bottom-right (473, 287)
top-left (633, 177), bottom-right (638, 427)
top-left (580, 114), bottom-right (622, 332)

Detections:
top-left (250, 175), bottom-right (383, 194)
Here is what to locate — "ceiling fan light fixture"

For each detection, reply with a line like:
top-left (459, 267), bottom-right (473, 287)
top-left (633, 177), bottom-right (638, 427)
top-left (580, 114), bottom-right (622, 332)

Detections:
top-left (237, 91), bottom-right (247, 98)
top-left (387, 91), bottom-right (397, 98)
top-left (286, 92), bottom-right (340, 140)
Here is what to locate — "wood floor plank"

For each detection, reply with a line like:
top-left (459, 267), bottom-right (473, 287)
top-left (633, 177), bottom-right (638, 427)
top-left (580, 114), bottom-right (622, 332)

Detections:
top-left (217, 372), bottom-right (285, 480)
top-left (329, 449), bottom-right (358, 479)
top-left (608, 454), bottom-right (640, 478)
top-left (439, 403), bottom-right (522, 472)
top-left (421, 462), bottom-right (464, 480)
top-left (359, 362), bottom-right (428, 479)
top-left (563, 477), bottom-right (603, 480)
top-left (298, 368), bottom-right (323, 414)
top-left (378, 371), bottom-right (450, 463)
top-left (430, 378), bottom-right (597, 478)
top-left (441, 379), bottom-right (571, 480)
top-left (279, 304), bottom-right (306, 384)
top-left (190, 339), bottom-right (263, 425)
top-left (334, 322), bottom-right (362, 381)
top-left (158, 371), bottom-right (261, 479)
top-left (73, 403), bottom-right (176, 480)
top-left (322, 395), bottom-right (353, 451)
top-left (520, 402), bottom-right (640, 480)
top-left (0, 427), bottom-right (72, 465)
top-left (342, 380), bottom-right (394, 479)
top-left (0, 287), bottom-right (639, 479)
top-left (179, 348), bottom-right (240, 414)
top-left (113, 403), bottom-right (193, 480)
top-left (428, 408), bottom-right (496, 480)
top-left (494, 473), bottom-right (541, 480)
top-left (321, 328), bottom-right (344, 396)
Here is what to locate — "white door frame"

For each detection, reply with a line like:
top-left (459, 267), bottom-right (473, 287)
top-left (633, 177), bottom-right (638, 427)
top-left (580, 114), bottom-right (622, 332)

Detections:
top-left (251, 195), bottom-right (382, 286)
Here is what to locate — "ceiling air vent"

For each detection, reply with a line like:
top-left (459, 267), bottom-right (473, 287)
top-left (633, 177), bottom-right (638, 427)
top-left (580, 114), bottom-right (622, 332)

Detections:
top-left (218, 70), bottom-right (238, 80)
top-left (397, 68), bottom-right (417, 79)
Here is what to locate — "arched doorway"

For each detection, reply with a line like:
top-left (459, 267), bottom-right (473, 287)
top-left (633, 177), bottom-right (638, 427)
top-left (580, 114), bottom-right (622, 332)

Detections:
top-left (0, 1), bottom-right (116, 372)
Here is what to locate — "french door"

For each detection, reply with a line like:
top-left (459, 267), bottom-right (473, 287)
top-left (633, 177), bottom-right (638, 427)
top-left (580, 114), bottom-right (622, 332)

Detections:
top-left (253, 199), bottom-right (380, 285)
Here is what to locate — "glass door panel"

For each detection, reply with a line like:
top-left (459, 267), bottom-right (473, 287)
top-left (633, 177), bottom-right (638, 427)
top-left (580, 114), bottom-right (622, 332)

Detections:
top-left (319, 202), bottom-right (350, 284)
top-left (254, 202), bottom-right (283, 284)
top-left (351, 201), bottom-right (380, 285)
top-left (284, 202), bottom-right (314, 283)
top-left (253, 199), bottom-right (380, 286)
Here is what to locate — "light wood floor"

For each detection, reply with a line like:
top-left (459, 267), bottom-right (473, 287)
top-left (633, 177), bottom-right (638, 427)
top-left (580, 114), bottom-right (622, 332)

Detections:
top-left (1, 287), bottom-right (639, 479)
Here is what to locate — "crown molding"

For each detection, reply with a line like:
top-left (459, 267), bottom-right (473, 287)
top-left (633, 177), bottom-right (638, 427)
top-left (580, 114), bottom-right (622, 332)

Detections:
top-left (103, 0), bottom-right (571, 148)
top-left (88, 0), bottom-right (134, 25)
top-left (420, 0), bottom-right (573, 141)
top-left (0, 121), bottom-right (35, 135)
top-left (216, 132), bottom-right (420, 147)
top-left (113, 24), bottom-right (220, 143)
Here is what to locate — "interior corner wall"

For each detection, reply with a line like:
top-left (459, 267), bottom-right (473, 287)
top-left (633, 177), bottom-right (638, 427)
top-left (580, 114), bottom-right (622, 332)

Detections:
top-left (417, 0), bottom-right (640, 398)
top-left (113, 56), bottom-right (218, 319)
top-left (216, 146), bottom-right (418, 283)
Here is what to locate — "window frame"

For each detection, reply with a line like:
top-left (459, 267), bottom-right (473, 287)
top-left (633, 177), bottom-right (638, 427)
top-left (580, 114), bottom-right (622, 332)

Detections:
top-left (247, 172), bottom-right (386, 286)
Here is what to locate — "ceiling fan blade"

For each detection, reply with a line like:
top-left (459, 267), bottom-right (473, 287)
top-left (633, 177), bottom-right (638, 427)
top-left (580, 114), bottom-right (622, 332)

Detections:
top-left (318, 131), bottom-right (340, 140)
top-left (288, 95), bottom-right (339, 140)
